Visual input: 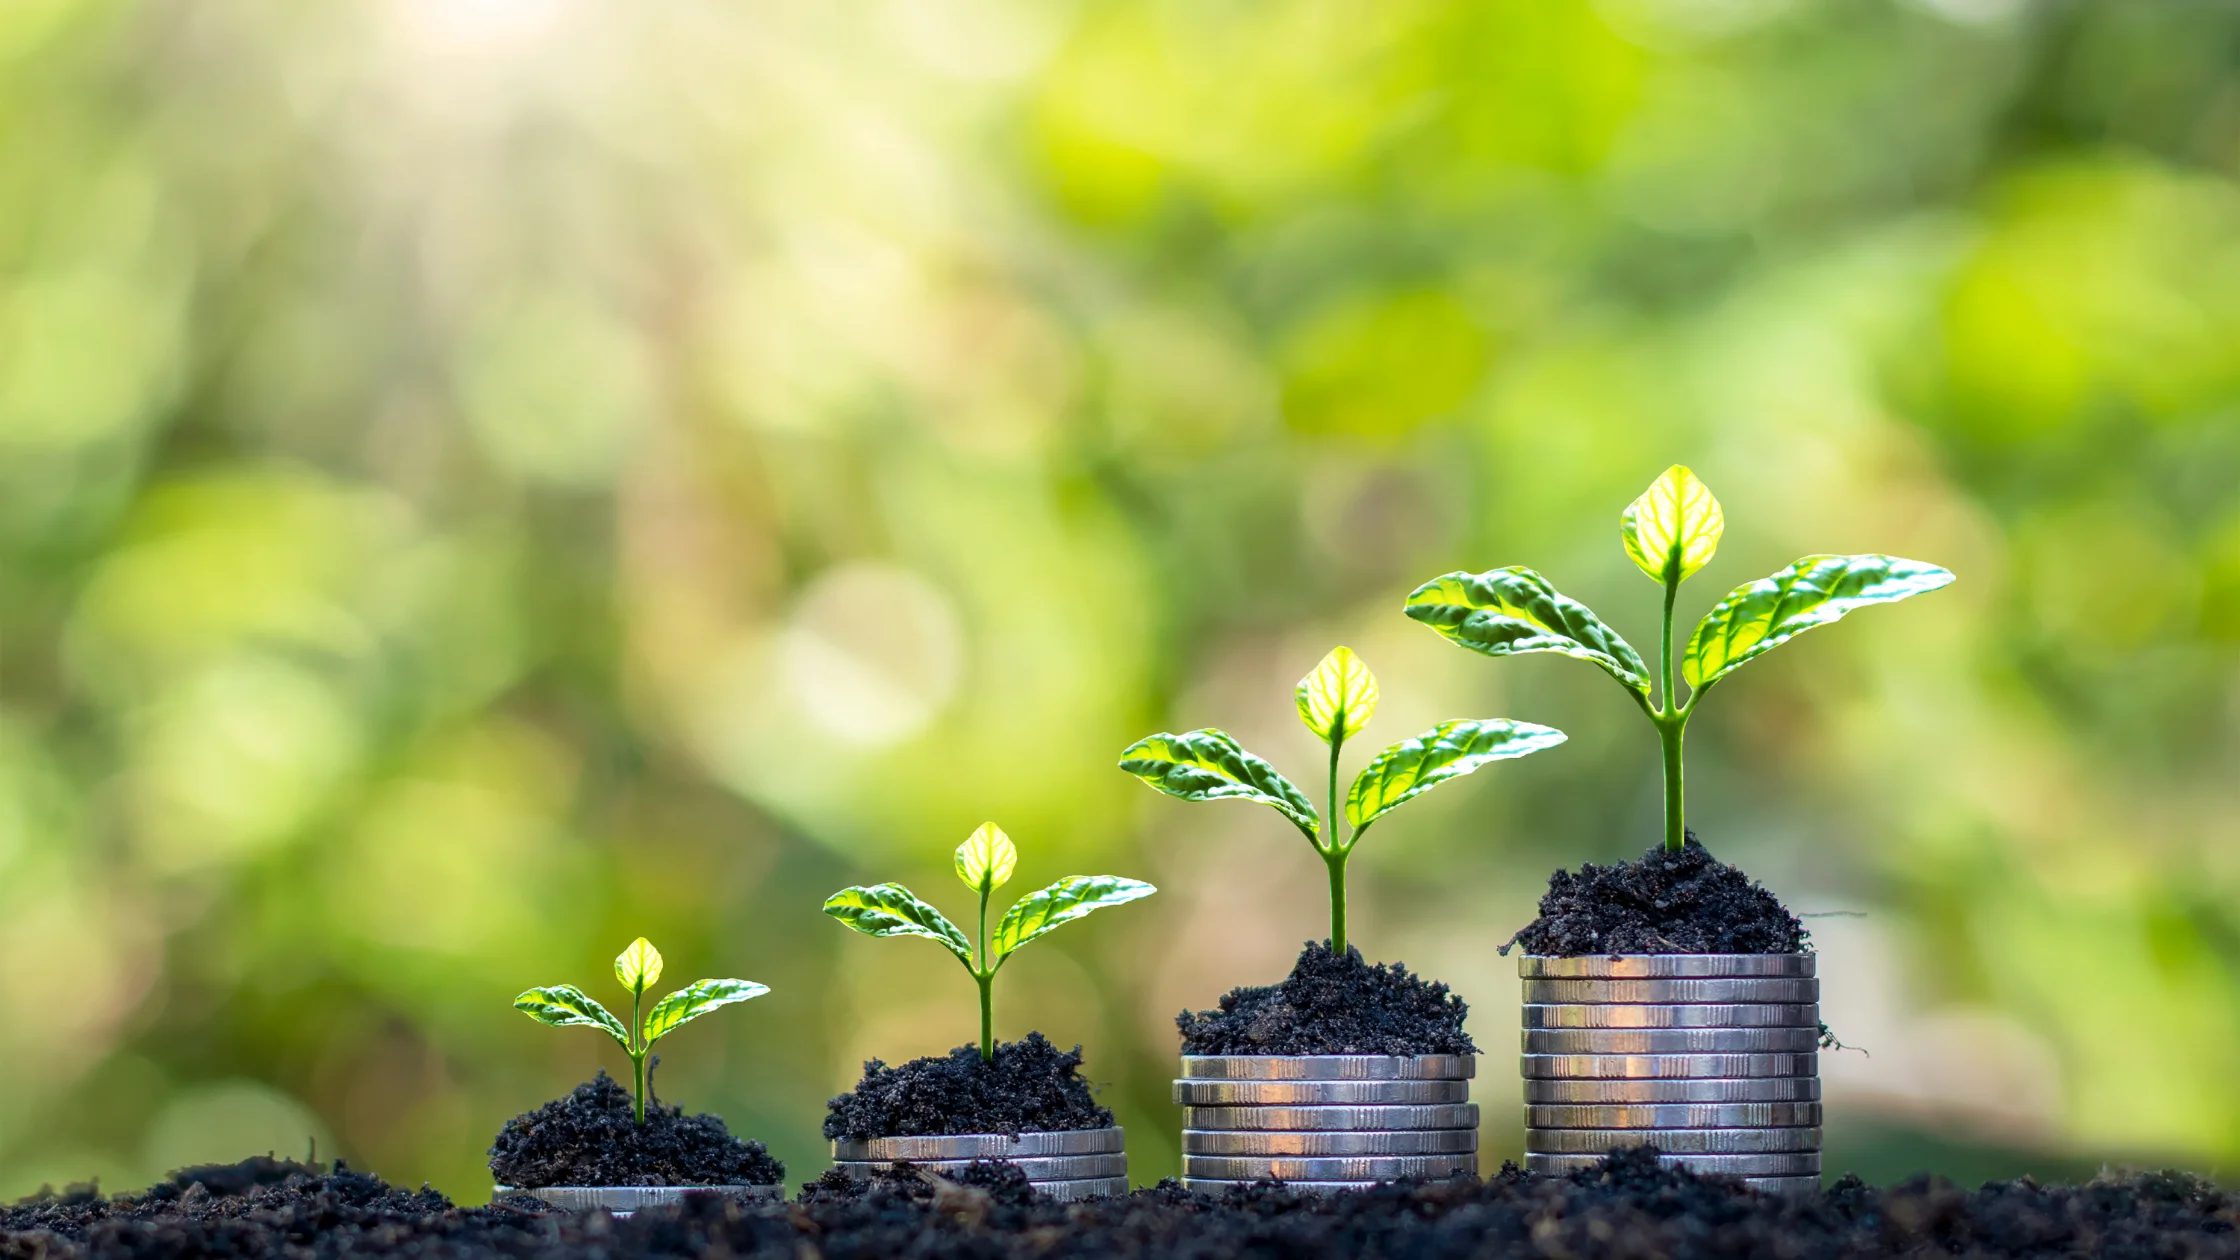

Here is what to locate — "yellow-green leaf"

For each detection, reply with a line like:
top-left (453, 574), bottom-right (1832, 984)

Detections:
top-left (822, 883), bottom-right (974, 964)
top-left (1345, 719), bottom-right (1568, 835)
top-left (614, 937), bottom-right (663, 996)
top-left (1684, 554), bottom-right (1956, 691)
top-left (990, 875), bottom-right (1156, 963)
top-left (1404, 568), bottom-right (1652, 697)
top-left (1295, 646), bottom-right (1378, 744)
top-left (1621, 465), bottom-right (1724, 585)
top-left (1117, 729), bottom-right (1320, 838)
top-left (641, 977), bottom-right (769, 1044)
top-left (514, 985), bottom-right (630, 1049)
top-left (953, 822), bottom-right (1017, 894)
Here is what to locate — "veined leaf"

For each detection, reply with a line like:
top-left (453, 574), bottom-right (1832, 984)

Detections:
top-left (1346, 719), bottom-right (1568, 835)
top-left (822, 883), bottom-right (973, 963)
top-left (990, 875), bottom-right (1157, 962)
top-left (614, 937), bottom-right (663, 996)
top-left (1295, 646), bottom-right (1378, 744)
top-left (953, 822), bottom-right (1017, 894)
top-left (642, 978), bottom-right (769, 1044)
top-left (1684, 554), bottom-right (1956, 691)
top-left (1622, 465), bottom-right (1724, 584)
top-left (1403, 568), bottom-right (1652, 697)
top-left (1118, 729), bottom-right (1320, 837)
top-left (515, 985), bottom-right (630, 1049)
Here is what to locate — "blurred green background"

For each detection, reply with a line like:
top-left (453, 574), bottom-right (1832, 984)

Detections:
top-left (3, 0), bottom-right (2238, 1202)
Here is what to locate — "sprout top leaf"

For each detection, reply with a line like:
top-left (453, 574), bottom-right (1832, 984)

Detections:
top-left (614, 937), bottom-right (663, 996)
top-left (1622, 464), bottom-right (1724, 584)
top-left (953, 821), bottom-right (1017, 894)
top-left (1295, 646), bottom-right (1378, 744)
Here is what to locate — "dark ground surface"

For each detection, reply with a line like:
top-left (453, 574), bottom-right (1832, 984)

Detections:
top-left (1178, 942), bottom-right (1477, 1056)
top-left (487, 1070), bottom-right (785, 1187)
top-left (10, 1148), bottom-right (2240, 1259)
top-left (824, 1032), bottom-right (1114, 1140)
top-left (1508, 835), bottom-right (1809, 956)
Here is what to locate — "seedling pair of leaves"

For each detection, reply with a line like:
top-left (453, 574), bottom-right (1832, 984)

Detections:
top-left (1120, 648), bottom-right (1565, 953)
top-left (515, 939), bottom-right (769, 1124)
top-left (1405, 465), bottom-right (1954, 852)
top-left (824, 824), bottom-right (1155, 1062)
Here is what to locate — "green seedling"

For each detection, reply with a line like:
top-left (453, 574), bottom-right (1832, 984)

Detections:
top-left (515, 937), bottom-right (769, 1124)
top-left (823, 823), bottom-right (1156, 1063)
top-left (1405, 464), bottom-right (1954, 854)
top-left (1118, 647), bottom-right (1565, 954)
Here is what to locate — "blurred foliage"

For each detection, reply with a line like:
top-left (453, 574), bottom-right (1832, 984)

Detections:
top-left (1, 0), bottom-right (2238, 1200)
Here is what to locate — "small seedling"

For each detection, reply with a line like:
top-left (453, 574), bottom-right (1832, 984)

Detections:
top-left (1405, 464), bottom-right (1954, 853)
top-left (1118, 647), bottom-right (1565, 953)
top-left (823, 823), bottom-right (1156, 1063)
top-left (515, 938), bottom-right (769, 1124)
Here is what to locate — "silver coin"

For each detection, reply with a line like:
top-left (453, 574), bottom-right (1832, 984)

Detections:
top-left (500, 1185), bottom-right (783, 1214)
top-left (1183, 1103), bottom-right (1480, 1131)
top-left (1184, 1178), bottom-right (1428, 1194)
top-left (1526, 1101), bottom-right (1821, 1129)
top-left (1518, 955), bottom-right (1814, 979)
top-left (1181, 1129), bottom-right (1479, 1156)
top-left (1527, 1151), bottom-right (1821, 1177)
top-left (1180, 1055), bottom-right (1475, 1081)
top-left (1182, 1154), bottom-right (1476, 1181)
top-left (1525, 1127), bottom-right (1821, 1154)
top-left (1742, 1174), bottom-right (1822, 1197)
top-left (1521, 978), bottom-right (1819, 1005)
top-left (1524, 1027), bottom-right (1820, 1055)
top-left (1523, 1003), bottom-right (1820, 1030)
top-left (833, 1127), bottom-right (1124, 1161)
top-left (831, 1153), bottom-right (1127, 1180)
top-left (1522, 1053), bottom-right (1817, 1079)
top-left (1173, 1079), bottom-right (1471, 1106)
top-left (1523, 1077), bottom-right (1820, 1104)
top-left (1033, 1176), bottom-right (1130, 1202)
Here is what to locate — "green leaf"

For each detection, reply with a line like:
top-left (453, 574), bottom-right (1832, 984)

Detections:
top-left (514, 985), bottom-right (630, 1049)
top-left (1295, 646), bottom-right (1378, 744)
top-left (1622, 465), bottom-right (1724, 584)
top-left (641, 977), bottom-right (770, 1044)
top-left (1403, 568), bottom-right (1652, 697)
top-left (1117, 729), bottom-right (1320, 837)
top-left (1346, 719), bottom-right (1568, 835)
top-left (614, 937), bottom-right (663, 996)
top-left (990, 875), bottom-right (1157, 963)
top-left (953, 821), bottom-right (1017, 894)
top-left (1683, 554), bottom-right (1956, 691)
top-left (822, 883), bottom-right (974, 964)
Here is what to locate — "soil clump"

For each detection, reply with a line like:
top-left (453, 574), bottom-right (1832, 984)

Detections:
top-left (1507, 834), bottom-right (1807, 956)
top-left (823, 1032), bottom-right (1113, 1140)
top-left (1178, 942), bottom-right (1476, 1056)
top-left (488, 1069), bottom-right (784, 1187)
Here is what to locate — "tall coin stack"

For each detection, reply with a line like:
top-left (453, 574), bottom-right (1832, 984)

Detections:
top-left (1175, 1055), bottom-right (1478, 1192)
top-left (1519, 954), bottom-right (1821, 1197)
top-left (829, 1128), bottom-right (1128, 1201)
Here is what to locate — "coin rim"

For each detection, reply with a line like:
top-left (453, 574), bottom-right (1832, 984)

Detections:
top-left (1182, 1103), bottom-right (1482, 1131)
top-left (1518, 954), bottom-right (1815, 979)
top-left (1179, 1129), bottom-right (1480, 1155)
top-left (1521, 1053), bottom-right (1819, 1079)
top-left (1519, 978), bottom-right (1821, 1005)
top-left (1171, 1079), bottom-right (1472, 1105)
top-left (832, 1126), bottom-right (1124, 1160)
top-left (1525, 1101), bottom-right (1824, 1129)
top-left (1522, 1003), bottom-right (1821, 1029)
top-left (1524, 1126), bottom-right (1822, 1154)
top-left (1180, 1154), bottom-right (1478, 1179)
top-left (1179, 1055), bottom-right (1476, 1080)
top-left (1521, 1077), bottom-right (1821, 1103)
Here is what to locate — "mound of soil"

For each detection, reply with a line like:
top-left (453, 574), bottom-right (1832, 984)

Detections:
top-left (488, 1069), bottom-right (784, 1187)
top-left (1506, 834), bottom-right (1807, 956)
top-left (824, 1032), bottom-right (1113, 1140)
top-left (1178, 942), bottom-right (1477, 1056)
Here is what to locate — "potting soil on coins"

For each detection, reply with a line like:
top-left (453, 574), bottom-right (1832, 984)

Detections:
top-left (488, 1070), bottom-right (785, 1188)
top-left (824, 1032), bottom-right (1113, 1140)
top-left (1507, 834), bottom-right (1807, 956)
top-left (1178, 942), bottom-right (1475, 1056)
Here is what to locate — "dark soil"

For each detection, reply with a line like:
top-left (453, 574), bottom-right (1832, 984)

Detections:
top-left (823, 1032), bottom-right (1113, 1140)
top-left (1506, 834), bottom-right (1809, 956)
top-left (13, 1148), bottom-right (2240, 1259)
top-left (1177, 942), bottom-right (1476, 1056)
top-left (488, 1069), bottom-right (784, 1187)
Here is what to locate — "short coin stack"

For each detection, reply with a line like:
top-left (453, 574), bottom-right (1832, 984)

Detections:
top-left (1175, 1055), bottom-right (1478, 1192)
top-left (1520, 954), bottom-right (1820, 1196)
top-left (829, 1128), bottom-right (1128, 1201)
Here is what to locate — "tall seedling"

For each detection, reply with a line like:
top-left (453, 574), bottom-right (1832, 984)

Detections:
top-left (823, 824), bottom-right (1156, 1063)
top-left (1405, 465), bottom-right (1954, 853)
top-left (1119, 648), bottom-right (1565, 953)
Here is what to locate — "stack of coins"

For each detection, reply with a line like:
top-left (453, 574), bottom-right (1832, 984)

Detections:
top-left (1175, 1055), bottom-right (1478, 1192)
top-left (496, 1185), bottom-right (785, 1215)
top-left (828, 1128), bottom-right (1127, 1201)
top-left (1519, 954), bottom-right (1821, 1197)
